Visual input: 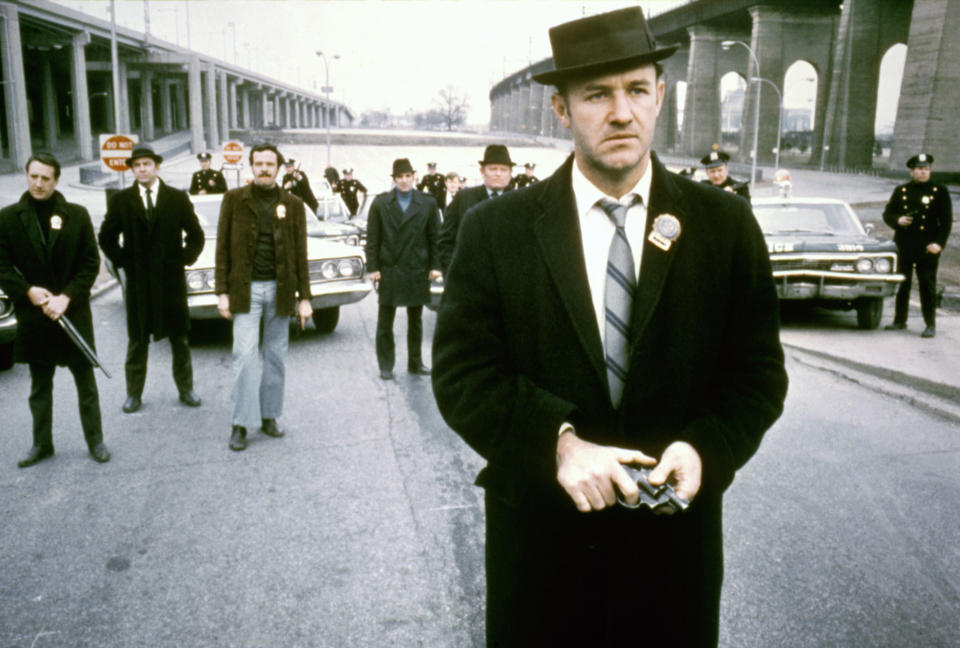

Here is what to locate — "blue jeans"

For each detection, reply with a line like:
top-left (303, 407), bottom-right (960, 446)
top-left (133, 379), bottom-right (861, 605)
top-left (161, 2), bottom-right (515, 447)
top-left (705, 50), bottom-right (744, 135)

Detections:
top-left (231, 280), bottom-right (289, 428)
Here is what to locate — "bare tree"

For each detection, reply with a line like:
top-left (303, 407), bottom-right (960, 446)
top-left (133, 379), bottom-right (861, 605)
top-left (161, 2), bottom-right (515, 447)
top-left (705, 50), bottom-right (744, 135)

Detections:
top-left (434, 86), bottom-right (470, 131)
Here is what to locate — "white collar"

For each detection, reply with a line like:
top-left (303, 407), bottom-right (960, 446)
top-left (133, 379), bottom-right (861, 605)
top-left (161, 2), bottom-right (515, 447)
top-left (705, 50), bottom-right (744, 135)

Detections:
top-left (138, 179), bottom-right (160, 195)
top-left (571, 157), bottom-right (651, 215)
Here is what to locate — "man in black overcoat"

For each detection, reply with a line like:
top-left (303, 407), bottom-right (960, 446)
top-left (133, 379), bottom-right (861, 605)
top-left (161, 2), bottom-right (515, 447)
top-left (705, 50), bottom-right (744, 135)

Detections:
top-left (365, 158), bottom-right (441, 380)
top-left (432, 7), bottom-right (788, 647)
top-left (437, 144), bottom-right (514, 270)
top-left (99, 147), bottom-right (205, 413)
top-left (882, 153), bottom-right (952, 337)
top-left (0, 153), bottom-right (110, 466)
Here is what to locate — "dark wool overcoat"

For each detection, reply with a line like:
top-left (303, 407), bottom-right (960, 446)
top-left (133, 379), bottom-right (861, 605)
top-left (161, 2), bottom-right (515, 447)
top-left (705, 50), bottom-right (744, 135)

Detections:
top-left (364, 188), bottom-right (440, 307)
top-left (99, 181), bottom-right (205, 342)
top-left (432, 153), bottom-right (788, 646)
top-left (437, 183), bottom-right (508, 271)
top-left (0, 192), bottom-right (100, 365)
top-left (214, 185), bottom-right (312, 316)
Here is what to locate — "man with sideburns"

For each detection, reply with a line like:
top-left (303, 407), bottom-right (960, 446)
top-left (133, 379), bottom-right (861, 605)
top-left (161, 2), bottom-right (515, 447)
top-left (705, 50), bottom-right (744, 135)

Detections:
top-left (215, 143), bottom-right (312, 451)
top-left (431, 7), bottom-right (787, 646)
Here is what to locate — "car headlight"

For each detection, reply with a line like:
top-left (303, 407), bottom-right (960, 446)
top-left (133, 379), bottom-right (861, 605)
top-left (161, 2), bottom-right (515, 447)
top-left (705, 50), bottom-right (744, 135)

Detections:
top-left (321, 261), bottom-right (339, 279)
top-left (874, 258), bottom-right (892, 274)
top-left (338, 260), bottom-right (356, 277)
top-left (856, 258), bottom-right (874, 273)
top-left (346, 235), bottom-right (360, 246)
top-left (186, 269), bottom-right (215, 292)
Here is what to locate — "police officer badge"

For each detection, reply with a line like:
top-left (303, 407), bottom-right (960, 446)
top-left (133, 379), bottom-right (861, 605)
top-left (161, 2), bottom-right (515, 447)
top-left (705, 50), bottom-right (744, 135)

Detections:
top-left (649, 213), bottom-right (681, 251)
top-left (50, 214), bottom-right (63, 230)
top-left (276, 204), bottom-right (286, 220)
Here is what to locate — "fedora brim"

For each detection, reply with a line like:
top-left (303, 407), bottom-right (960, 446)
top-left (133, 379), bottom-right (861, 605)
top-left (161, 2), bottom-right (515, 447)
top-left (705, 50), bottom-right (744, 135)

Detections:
top-left (125, 154), bottom-right (163, 167)
top-left (479, 159), bottom-right (516, 166)
top-left (532, 44), bottom-right (679, 86)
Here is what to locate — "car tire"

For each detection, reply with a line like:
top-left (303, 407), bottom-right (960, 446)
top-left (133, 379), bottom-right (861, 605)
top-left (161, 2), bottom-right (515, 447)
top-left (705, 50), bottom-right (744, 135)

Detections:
top-left (855, 297), bottom-right (883, 330)
top-left (312, 306), bottom-right (340, 333)
top-left (0, 342), bottom-right (13, 371)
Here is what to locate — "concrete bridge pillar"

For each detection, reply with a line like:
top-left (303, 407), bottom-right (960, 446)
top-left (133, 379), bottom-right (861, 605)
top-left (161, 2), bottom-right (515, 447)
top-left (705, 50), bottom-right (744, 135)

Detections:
top-left (139, 69), bottom-right (155, 141)
top-left (70, 31), bottom-right (93, 160)
top-left (241, 86), bottom-right (250, 129)
top-left (159, 78), bottom-right (173, 134)
top-left (1, 3), bottom-right (31, 168)
top-left (118, 61), bottom-right (131, 133)
top-left (891, 0), bottom-right (960, 171)
top-left (41, 56), bottom-right (58, 149)
top-left (175, 81), bottom-right (187, 132)
top-left (218, 71), bottom-right (229, 141)
top-left (228, 79), bottom-right (238, 130)
top-left (682, 27), bottom-right (725, 157)
top-left (657, 43), bottom-right (687, 154)
top-left (203, 64), bottom-right (219, 150)
top-left (188, 56), bottom-right (204, 153)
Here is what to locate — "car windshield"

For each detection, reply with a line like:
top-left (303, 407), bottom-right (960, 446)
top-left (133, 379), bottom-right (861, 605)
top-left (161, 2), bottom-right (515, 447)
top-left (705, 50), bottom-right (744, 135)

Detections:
top-left (753, 203), bottom-right (864, 236)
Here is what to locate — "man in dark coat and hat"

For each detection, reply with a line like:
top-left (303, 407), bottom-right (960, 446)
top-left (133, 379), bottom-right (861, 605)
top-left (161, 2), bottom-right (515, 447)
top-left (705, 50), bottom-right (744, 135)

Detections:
top-left (432, 6), bottom-right (787, 647)
top-left (437, 144), bottom-right (514, 270)
top-left (99, 147), bottom-right (205, 414)
top-left (0, 153), bottom-right (110, 466)
top-left (882, 153), bottom-right (952, 338)
top-left (365, 158), bottom-right (441, 380)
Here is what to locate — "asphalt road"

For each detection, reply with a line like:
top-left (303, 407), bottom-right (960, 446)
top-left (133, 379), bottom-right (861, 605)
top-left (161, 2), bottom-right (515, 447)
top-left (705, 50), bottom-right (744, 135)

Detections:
top-left (1, 285), bottom-right (958, 647)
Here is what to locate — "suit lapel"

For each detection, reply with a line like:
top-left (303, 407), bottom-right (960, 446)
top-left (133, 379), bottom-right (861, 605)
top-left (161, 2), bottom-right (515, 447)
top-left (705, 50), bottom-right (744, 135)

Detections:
top-left (630, 153), bottom-right (687, 347)
top-left (533, 160), bottom-right (607, 387)
top-left (17, 201), bottom-right (48, 264)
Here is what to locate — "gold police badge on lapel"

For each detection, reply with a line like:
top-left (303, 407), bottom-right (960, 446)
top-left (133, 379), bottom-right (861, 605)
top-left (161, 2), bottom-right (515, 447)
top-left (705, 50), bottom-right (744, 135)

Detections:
top-left (276, 204), bottom-right (286, 220)
top-left (50, 215), bottom-right (63, 230)
top-left (648, 214), bottom-right (681, 251)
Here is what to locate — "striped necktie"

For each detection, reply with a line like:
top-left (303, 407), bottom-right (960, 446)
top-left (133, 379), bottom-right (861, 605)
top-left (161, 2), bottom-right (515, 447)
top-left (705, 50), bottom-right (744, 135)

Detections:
top-left (598, 196), bottom-right (640, 408)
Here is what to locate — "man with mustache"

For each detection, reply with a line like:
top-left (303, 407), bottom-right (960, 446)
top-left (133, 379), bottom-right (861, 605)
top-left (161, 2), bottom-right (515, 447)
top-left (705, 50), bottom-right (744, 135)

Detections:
top-left (99, 147), bottom-right (205, 414)
top-left (215, 143), bottom-right (312, 451)
top-left (432, 6), bottom-right (787, 646)
top-left (0, 153), bottom-right (110, 466)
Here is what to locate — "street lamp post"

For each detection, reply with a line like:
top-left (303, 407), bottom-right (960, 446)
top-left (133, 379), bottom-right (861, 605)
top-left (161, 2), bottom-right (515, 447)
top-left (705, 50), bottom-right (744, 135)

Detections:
top-left (751, 76), bottom-right (782, 171)
top-left (315, 51), bottom-right (340, 169)
top-left (722, 40), bottom-right (761, 188)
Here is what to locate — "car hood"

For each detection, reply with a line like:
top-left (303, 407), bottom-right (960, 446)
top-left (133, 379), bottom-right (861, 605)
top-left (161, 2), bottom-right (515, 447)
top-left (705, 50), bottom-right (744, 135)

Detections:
top-left (763, 233), bottom-right (898, 254)
top-left (189, 236), bottom-right (365, 270)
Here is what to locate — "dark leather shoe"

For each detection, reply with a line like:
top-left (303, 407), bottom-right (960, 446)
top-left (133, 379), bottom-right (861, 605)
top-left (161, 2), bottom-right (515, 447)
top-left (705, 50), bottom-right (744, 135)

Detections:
top-left (17, 445), bottom-right (54, 468)
top-left (89, 443), bottom-right (111, 463)
top-left (122, 396), bottom-right (142, 413)
top-left (229, 425), bottom-right (247, 451)
top-left (921, 326), bottom-right (936, 338)
top-left (179, 390), bottom-right (202, 407)
top-left (379, 370), bottom-right (394, 380)
top-left (408, 363), bottom-right (431, 375)
top-left (261, 418), bottom-right (284, 438)
top-left (884, 322), bottom-right (907, 331)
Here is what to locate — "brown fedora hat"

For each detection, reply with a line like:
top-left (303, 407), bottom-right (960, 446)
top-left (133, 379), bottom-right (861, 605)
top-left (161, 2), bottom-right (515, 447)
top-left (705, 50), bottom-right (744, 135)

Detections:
top-left (532, 6), bottom-right (678, 86)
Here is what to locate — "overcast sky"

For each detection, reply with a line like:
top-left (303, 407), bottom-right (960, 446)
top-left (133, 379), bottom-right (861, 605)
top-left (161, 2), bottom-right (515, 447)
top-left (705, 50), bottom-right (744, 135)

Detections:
top-left (56, 0), bottom-right (903, 132)
top-left (57, 0), bottom-right (688, 125)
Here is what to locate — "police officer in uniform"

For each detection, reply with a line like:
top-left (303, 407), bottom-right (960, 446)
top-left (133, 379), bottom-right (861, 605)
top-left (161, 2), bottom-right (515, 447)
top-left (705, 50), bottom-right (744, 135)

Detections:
top-left (509, 162), bottom-right (540, 190)
top-left (701, 150), bottom-right (750, 200)
top-left (417, 162), bottom-right (445, 206)
top-left (189, 152), bottom-right (227, 195)
top-left (883, 153), bottom-right (953, 338)
top-left (334, 168), bottom-right (368, 217)
top-left (282, 159), bottom-right (319, 214)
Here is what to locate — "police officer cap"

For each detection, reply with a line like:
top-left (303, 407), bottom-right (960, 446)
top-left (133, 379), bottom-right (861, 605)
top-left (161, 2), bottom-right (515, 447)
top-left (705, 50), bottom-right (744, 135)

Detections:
top-left (906, 153), bottom-right (933, 169)
top-left (700, 150), bottom-right (730, 168)
top-left (285, 158), bottom-right (296, 166)
top-left (197, 152), bottom-right (212, 161)
top-left (525, 163), bottom-right (536, 169)
top-left (343, 168), bottom-right (353, 175)
top-left (427, 162), bottom-right (437, 168)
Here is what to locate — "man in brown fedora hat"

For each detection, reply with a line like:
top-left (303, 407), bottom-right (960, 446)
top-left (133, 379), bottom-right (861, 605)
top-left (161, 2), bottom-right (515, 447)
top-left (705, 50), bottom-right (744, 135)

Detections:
top-left (437, 144), bottom-right (514, 270)
top-left (432, 6), bottom-right (786, 646)
top-left (100, 147), bottom-right (205, 415)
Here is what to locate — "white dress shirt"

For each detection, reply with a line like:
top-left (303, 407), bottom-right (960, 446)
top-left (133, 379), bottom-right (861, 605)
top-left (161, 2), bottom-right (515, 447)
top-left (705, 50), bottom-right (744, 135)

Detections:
top-left (137, 178), bottom-right (161, 211)
top-left (570, 159), bottom-right (651, 346)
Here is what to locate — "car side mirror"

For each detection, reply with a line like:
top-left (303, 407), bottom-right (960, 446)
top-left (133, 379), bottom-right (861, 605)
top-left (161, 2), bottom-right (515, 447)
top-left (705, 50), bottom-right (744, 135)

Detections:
top-left (864, 223), bottom-right (875, 235)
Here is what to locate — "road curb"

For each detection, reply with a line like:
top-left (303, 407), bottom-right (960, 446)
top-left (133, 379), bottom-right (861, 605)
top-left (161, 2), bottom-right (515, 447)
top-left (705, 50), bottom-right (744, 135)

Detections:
top-left (785, 344), bottom-right (960, 424)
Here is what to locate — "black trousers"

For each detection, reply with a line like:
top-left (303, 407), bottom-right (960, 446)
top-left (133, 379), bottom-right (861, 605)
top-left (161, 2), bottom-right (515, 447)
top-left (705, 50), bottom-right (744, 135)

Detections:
top-left (894, 246), bottom-right (940, 326)
top-left (28, 361), bottom-right (103, 450)
top-left (125, 334), bottom-right (193, 397)
top-left (375, 304), bottom-right (423, 371)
